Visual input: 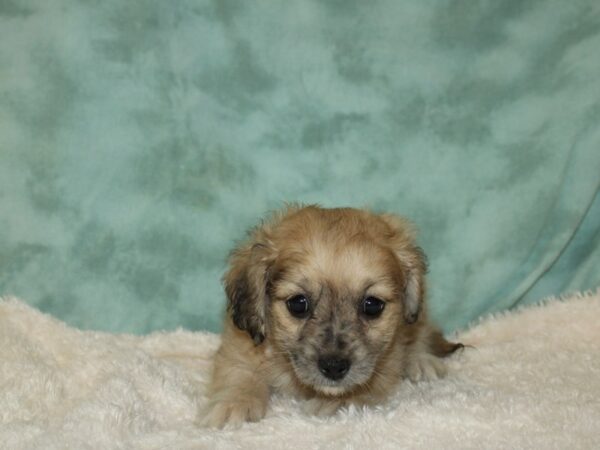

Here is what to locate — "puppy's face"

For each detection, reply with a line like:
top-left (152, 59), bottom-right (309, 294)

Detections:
top-left (225, 206), bottom-right (426, 396)
top-left (267, 240), bottom-right (407, 395)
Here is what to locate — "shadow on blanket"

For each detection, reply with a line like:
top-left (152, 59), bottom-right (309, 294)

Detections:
top-left (1, 291), bottom-right (599, 449)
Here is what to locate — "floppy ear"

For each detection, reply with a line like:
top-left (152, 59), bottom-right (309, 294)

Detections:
top-left (223, 236), bottom-right (276, 345)
top-left (379, 213), bottom-right (428, 324)
top-left (402, 245), bottom-right (427, 324)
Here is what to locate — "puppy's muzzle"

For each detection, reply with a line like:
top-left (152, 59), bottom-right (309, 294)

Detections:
top-left (318, 356), bottom-right (351, 381)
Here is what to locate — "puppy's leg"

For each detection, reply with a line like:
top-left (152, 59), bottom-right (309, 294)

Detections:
top-left (427, 328), bottom-right (463, 357)
top-left (405, 326), bottom-right (462, 382)
top-left (303, 397), bottom-right (346, 417)
top-left (202, 323), bottom-right (269, 428)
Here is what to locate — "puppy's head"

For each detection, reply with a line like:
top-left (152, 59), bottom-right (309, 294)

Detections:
top-left (224, 205), bottom-right (427, 395)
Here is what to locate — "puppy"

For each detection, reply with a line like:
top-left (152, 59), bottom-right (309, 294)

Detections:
top-left (203, 205), bottom-right (461, 427)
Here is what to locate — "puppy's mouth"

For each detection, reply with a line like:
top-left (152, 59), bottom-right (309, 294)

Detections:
top-left (289, 353), bottom-right (373, 396)
top-left (315, 384), bottom-right (348, 396)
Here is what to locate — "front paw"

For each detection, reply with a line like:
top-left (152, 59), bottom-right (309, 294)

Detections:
top-left (303, 397), bottom-right (345, 417)
top-left (406, 353), bottom-right (447, 382)
top-left (201, 394), bottom-right (267, 428)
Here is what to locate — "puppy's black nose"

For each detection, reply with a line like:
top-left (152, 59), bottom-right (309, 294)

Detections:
top-left (318, 357), bottom-right (350, 380)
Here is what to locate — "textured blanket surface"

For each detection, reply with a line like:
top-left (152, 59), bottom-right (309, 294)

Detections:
top-left (1, 291), bottom-right (599, 449)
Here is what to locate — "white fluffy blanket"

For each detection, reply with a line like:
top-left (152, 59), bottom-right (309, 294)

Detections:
top-left (1, 292), bottom-right (599, 449)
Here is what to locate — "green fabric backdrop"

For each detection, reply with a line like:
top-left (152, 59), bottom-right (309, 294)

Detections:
top-left (1, 0), bottom-right (599, 334)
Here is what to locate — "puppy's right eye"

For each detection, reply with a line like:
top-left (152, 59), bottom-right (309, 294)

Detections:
top-left (286, 295), bottom-right (310, 318)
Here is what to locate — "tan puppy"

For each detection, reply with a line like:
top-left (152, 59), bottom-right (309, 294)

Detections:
top-left (203, 205), bottom-right (462, 427)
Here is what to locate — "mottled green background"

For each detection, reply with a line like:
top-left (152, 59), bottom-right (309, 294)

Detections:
top-left (1, 0), bottom-right (599, 334)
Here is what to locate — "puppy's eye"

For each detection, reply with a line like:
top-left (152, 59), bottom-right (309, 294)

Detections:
top-left (362, 297), bottom-right (385, 318)
top-left (286, 295), bottom-right (310, 318)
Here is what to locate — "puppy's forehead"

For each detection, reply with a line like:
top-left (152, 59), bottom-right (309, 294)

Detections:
top-left (272, 231), bottom-right (401, 296)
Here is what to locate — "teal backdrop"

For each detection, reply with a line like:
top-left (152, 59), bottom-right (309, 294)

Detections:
top-left (1, 0), bottom-right (599, 334)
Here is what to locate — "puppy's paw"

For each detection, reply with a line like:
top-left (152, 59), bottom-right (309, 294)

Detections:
top-left (201, 395), bottom-right (267, 428)
top-left (406, 353), bottom-right (447, 382)
top-left (303, 397), bottom-right (344, 417)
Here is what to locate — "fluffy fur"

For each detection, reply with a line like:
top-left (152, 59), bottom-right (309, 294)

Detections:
top-left (204, 205), bottom-right (462, 427)
top-left (1, 291), bottom-right (599, 449)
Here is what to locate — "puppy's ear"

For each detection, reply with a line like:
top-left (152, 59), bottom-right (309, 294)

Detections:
top-left (379, 213), bottom-right (428, 324)
top-left (402, 245), bottom-right (427, 324)
top-left (224, 235), bottom-right (276, 345)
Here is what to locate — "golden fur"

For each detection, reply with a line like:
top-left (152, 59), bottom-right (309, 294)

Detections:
top-left (202, 205), bottom-right (461, 427)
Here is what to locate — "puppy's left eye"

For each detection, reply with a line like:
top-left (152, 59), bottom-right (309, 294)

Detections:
top-left (362, 297), bottom-right (385, 318)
